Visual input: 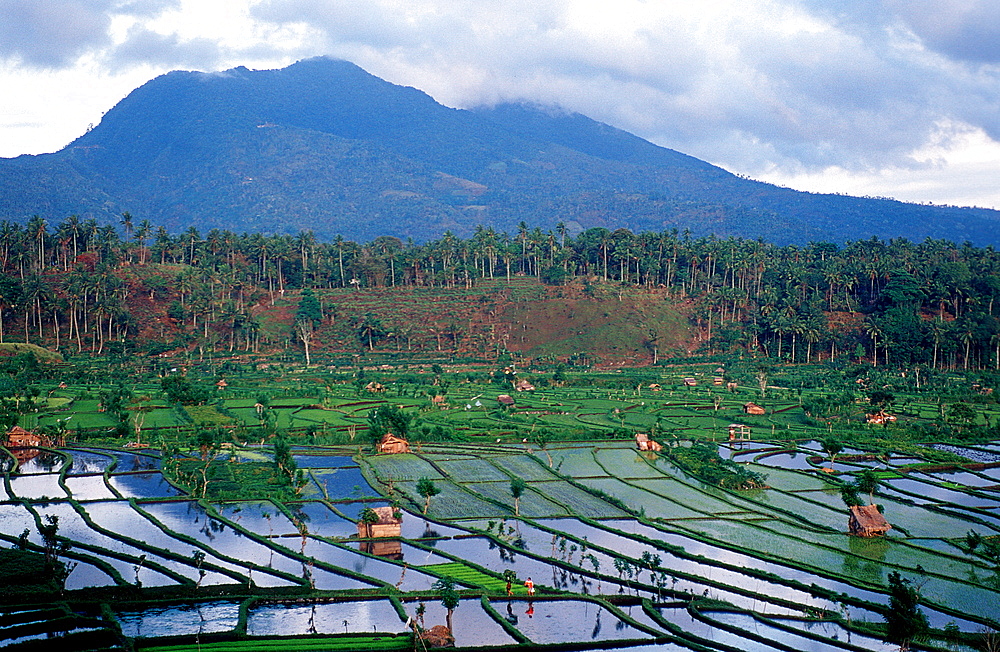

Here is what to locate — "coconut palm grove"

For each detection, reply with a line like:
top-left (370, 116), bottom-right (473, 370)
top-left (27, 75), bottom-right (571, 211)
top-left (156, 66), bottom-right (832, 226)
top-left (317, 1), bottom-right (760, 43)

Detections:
top-left (1, 217), bottom-right (999, 651)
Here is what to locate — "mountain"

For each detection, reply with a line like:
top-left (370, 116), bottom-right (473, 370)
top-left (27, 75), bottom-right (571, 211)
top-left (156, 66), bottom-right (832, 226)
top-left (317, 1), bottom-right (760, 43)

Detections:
top-left (1, 57), bottom-right (999, 244)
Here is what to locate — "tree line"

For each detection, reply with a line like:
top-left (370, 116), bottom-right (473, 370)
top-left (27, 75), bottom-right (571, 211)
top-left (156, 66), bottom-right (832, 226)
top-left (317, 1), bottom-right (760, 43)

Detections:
top-left (0, 214), bottom-right (998, 368)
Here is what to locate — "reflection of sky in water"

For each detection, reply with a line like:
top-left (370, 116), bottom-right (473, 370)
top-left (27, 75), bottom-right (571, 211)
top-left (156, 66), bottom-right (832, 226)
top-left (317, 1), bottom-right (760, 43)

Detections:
top-left (15, 451), bottom-right (65, 474)
top-left (8, 473), bottom-right (66, 499)
top-left (707, 611), bottom-right (891, 652)
top-left (490, 599), bottom-right (651, 645)
top-left (217, 502), bottom-right (298, 537)
top-left (66, 449), bottom-right (114, 474)
top-left (915, 469), bottom-right (996, 488)
top-left (282, 502), bottom-right (357, 538)
top-left (117, 601), bottom-right (240, 638)
top-left (311, 467), bottom-right (377, 500)
top-left (65, 475), bottom-right (117, 500)
top-left (64, 560), bottom-right (116, 590)
top-left (107, 472), bottom-right (184, 499)
top-left (247, 600), bottom-right (404, 636)
top-left (768, 616), bottom-right (898, 651)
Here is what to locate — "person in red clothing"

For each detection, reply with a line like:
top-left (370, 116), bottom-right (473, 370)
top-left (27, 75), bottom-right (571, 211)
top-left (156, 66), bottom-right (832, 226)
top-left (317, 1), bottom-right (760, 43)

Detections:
top-left (524, 577), bottom-right (535, 596)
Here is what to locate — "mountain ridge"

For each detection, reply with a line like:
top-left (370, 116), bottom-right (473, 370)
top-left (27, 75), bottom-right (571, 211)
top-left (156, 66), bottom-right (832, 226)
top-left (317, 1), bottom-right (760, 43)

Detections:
top-left (2, 56), bottom-right (999, 244)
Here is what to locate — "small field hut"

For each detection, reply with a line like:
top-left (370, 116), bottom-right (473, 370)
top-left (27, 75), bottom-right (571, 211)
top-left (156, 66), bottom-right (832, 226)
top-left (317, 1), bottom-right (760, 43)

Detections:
top-left (377, 433), bottom-right (411, 454)
top-left (635, 433), bottom-right (663, 452)
top-left (743, 402), bottom-right (766, 415)
top-left (514, 379), bottom-right (535, 392)
top-left (683, 378), bottom-right (697, 387)
top-left (357, 506), bottom-right (402, 538)
top-left (497, 394), bottom-right (516, 407)
top-left (5, 426), bottom-right (47, 448)
top-left (365, 381), bottom-right (386, 393)
top-left (727, 424), bottom-right (751, 440)
top-left (848, 504), bottom-right (891, 537)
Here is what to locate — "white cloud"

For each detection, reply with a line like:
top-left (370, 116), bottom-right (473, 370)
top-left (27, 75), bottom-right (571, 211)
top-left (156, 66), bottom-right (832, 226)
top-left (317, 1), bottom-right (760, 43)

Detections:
top-left (0, 0), bottom-right (999, 210)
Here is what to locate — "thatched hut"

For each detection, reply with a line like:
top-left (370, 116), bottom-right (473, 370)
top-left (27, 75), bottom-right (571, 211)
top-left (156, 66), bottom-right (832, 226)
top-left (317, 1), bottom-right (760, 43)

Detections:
top-left (365, 381), bottom-right (386, 393)
top-left (713, 377), bottom-right (724, 386)
top-left (5, 426), bottom-right (47, 448)
top-left (848, 504), bottom-right (891, 537)
top-left (514, 379), bottom-right (535, 392)
top-left (377, 433), bottom-right (411, 454)
top-left (743, 402), bottom-right (766, 415)
top-left (635, 432), bottom-right (663, 452)
top-left (497, 394), bottom-right (516, 407)
top-left (683, 377), bottom-right (697, 387)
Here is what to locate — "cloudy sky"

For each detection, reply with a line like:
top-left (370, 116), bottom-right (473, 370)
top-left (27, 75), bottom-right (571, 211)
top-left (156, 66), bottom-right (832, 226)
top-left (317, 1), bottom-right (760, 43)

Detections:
top-left (3, 0), bottom-right (1000, 208)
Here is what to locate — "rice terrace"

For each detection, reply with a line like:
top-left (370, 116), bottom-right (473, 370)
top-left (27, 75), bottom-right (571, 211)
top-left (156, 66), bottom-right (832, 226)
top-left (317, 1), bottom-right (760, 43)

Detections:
top-left (2, 354), bottom-right (1000, 651)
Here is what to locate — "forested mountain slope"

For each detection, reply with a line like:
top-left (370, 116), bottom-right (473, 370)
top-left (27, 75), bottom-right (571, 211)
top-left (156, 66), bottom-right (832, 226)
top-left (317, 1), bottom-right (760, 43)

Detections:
top-left (1, 58), bottom-right (999, 244)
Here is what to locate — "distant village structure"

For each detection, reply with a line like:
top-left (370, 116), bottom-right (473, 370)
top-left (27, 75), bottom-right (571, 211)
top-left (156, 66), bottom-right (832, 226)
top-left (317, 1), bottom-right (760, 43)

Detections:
top-left (743, 402), bottom-right (766, 415)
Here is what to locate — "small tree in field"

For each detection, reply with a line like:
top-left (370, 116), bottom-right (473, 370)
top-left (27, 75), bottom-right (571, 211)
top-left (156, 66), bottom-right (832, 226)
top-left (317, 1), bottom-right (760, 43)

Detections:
top-left (510, 477), bottom-right (527, 516)
top-left (417, 477), bottom-right (440, 514)
top-left (433, 577), bottom-right (460, 632)
top-left (822, 437), bottom-right (844, 464)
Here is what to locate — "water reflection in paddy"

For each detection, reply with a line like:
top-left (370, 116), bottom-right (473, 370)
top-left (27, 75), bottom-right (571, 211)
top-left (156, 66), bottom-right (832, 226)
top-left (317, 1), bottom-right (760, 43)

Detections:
top-left (657, 607), bottom-right (785, 652)
top-left (247, 599), bottom-right (404, 636)
top-left (311, 467), bottom-right (378, 500)
top-left (108, 472), bottom-right (184, 499)
top-left (65, 449), bottom-right (114, 475)
top-left (117, 601), bottom-right (240, 638)
top-left (284, 501), bottom-right (357, 538)
top-left (490, 599), bottom-right (652, 645)
top-left (14, 451), bottom-right (65, 474)
top-left (65, 475), bottom-right (117, 500)
top-left (8, 473), bottom-right (66, 500)
top-left (64, 559), bottom-right (117, 590)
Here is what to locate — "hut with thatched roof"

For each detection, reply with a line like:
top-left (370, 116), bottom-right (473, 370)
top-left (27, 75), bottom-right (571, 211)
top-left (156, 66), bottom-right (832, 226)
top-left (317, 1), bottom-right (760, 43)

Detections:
top-left (5, 426), bottom-right (47, 448)
top-left (743, 402), bottom-right (766, 415)
top-left (497, 394), bottom-right (516, 407)
top-left (365, 381), bottom-right (386, 393)
top-left (514, 379), bottom-right (535, 392)
top-left (377, 433), bottom-right (410, 454)
top-left (848, 504), bottom-right (891, 537)
top-left (683, 377), bottom-right (697, 387)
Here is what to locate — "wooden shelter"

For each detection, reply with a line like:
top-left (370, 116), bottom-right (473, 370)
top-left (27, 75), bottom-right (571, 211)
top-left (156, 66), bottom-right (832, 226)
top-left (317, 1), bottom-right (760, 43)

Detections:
top-left (848, 504), bottom-right (891, 537)
top-left (5, 426), bottom-right (47, 448)
top-left (713, 377), bottom-right (724, 386)
top-left (514, 379), bottom-right (535, 392)
top-left (866, 411), bottom-right (897, 425)
top-left (683, 378), bottom-right (697, 387)
top-left (215, 379), bottom-right (228, 390)
top-left (635, 432), bottom-right (663, 452)
top-left (365, 381), bottom-right (386, 393)
top-left (647, 383), bottom-right (662, 391)
top-left (357, 506), bottom-right (402, 538)
top-left (497, 394), bottom-right (516, 407)
top-left (726, 381), bottom-right (738, 392)
top-left (377, 433), bottom-right (411, 454)
top-left (743, 402), bottom-right (766, 415)
top-left (727, 424), bottom-right (751, 441)
top-left (430, 394), bottom-right (448, 408)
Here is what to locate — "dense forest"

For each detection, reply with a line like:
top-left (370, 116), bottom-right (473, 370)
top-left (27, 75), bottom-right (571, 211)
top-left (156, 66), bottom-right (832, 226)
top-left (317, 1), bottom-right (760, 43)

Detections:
top-left (0, 213), bottom-right (998, 370)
